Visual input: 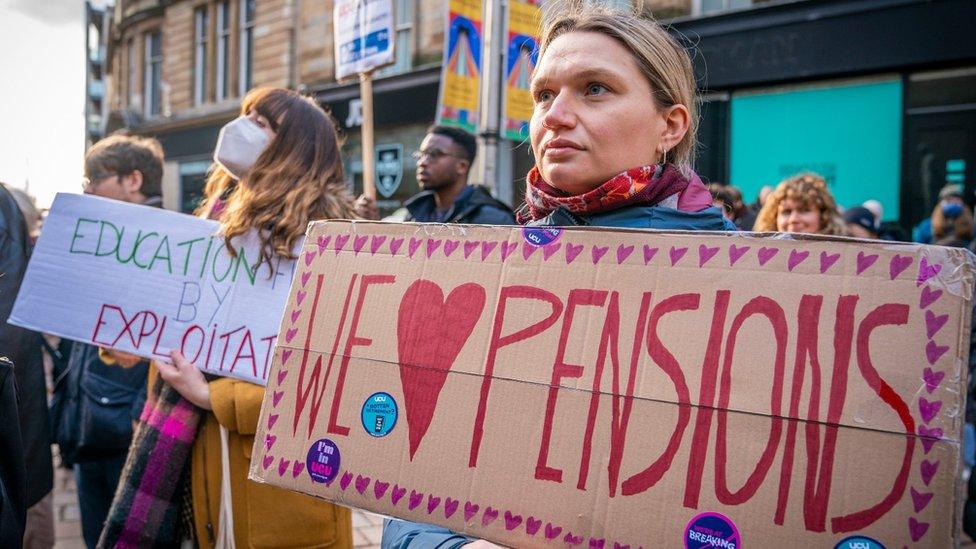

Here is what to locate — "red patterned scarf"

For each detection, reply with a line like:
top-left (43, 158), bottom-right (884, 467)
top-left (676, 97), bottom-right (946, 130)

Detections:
top-left (517, 163), bottom-right (713, 223)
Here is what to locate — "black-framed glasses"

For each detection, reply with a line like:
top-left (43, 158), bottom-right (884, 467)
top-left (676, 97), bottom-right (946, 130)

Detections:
top-left (82, 173), bottom-right (119, 192)
top-left (411, 149), bottom-right (458, 162)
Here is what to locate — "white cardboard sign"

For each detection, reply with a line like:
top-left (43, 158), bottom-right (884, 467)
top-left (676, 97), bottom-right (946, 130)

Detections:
top-left (334, 0), bottom-right (396, 80)
top-left (9, 193), bottom-right (296, 385)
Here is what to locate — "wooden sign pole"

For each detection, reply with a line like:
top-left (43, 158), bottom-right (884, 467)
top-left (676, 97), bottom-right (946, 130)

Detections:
top-left (360, 70), bottom-right (377, 200)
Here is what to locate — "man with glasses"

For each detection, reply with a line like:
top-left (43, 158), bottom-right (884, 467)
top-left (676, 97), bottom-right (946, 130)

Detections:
top-left (358, 125), bottom-right (514, 224)
top-left (82, 134), bottom-right (164, 207)
top-left (64, 133), bottom-right (163, 549)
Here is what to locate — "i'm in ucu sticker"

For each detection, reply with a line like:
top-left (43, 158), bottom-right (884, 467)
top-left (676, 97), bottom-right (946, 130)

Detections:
top-left (834, 535), bottom-right (885, 549)
top-left (306, 439), bottom-right (340, 484)
top-left (684, 512), bottom-right (740, 549)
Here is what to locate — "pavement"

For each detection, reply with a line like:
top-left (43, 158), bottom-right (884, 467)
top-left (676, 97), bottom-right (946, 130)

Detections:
top-left (53, 464), bottom-right (383, 549)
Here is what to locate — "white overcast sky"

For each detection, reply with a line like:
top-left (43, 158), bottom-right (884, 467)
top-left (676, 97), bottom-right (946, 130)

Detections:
top-left (0, 0), bottom-right (110, 208)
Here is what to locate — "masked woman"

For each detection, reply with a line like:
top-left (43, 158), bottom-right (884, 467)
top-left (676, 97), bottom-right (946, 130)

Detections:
top-left (145, 88), bottom-right (356, 548)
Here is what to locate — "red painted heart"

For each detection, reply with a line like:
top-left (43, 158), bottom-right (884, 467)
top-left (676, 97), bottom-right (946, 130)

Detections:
top-left (787, 249), bottom-right (809, 271)
top-left (616, 244), bottom-right (634, 264)
top-left (389, 238), bottom-right (404, 255)
top-left (925, 310), bottom-right (949, 339)
top-left (589, 538), bottom-right (606, 548)
top-left (564, 532), bottom-right (585, 546)
top-left (545, 523), bottom-right (563, 540)
top-left (889, 254), bottom-right (913, 280)
top-left (267, 413), bottom-right (279, 429)
top-left (370, 235), bottom-right (386, 254)
top-left (757, 246), bottom-right (779, 266)
top-left (334, 234), bottom-right (350, 255)
top-left (444, 497), bottom-right (459, 519)
top-left (591, 246), bottom-right (609, 264)
top-left (922, 367), bottom-right (945, 394)
top-left (397, 280), bottom-right (486, 458)
top-left (728, 244), bottom-right (749, 266)
top-left (918, 425), bottom-right (943, 453)
top-left (542, 243), bottom-right (562, 261)
top-left (390, 485), bottom-right (406, 505)
top-left (353, 235), bottom-right (368, 255)
top-left (464, 501), bottom-right (480, 522)
top-left (819, 251), bottom-right (840, 273)
top-left (463, 240), bottom-right (480, 259)
top-left (642, 245), bottom-right (658, 265)
top-left (669, 246), bottom-right (688, 266)
top-left (355, 474), bottom-right (370, 494)
top-left (920, 286), bottom-right (942, 309)
top-left (427, 495), bottom-right (441, 514)
top-left (911, 487), bottom-right (934, 512)
top-left (408, 490), bottom-right (424, 510)
top-left (292, 462), bottom-right (304, 478)
top-left (481, 241), bottom-right (498, 261)
top-left (925, 340), bottom-right (949, 365)
top-left (526, 516), bottom-right (542, 535)
top-left (918, 397), bottom-right (942, 423)
top-left (373, 480), bottom-right (389, 500)
top-left (504, 510), bottom-right (523, 530)
top-left (698, 244), bottom-right (719, 267)
top-left (920, 459), bottom-right (939, 485)
top-left (856, 251), bottom-right (878, 275)
top-left (482, 507), bottom-right (499, 526)
top-left (909, 517), bottom-right (929, 542)
top-left (565, 243), bottom-right (584, 264)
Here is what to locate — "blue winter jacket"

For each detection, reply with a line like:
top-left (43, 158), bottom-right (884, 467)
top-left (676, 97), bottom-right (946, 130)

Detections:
top-left (381, 202), bottom-right (736, 549)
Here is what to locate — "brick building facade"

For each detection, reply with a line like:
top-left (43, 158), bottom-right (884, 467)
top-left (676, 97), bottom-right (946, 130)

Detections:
top-left (103, 0), bottom-right (976, 229)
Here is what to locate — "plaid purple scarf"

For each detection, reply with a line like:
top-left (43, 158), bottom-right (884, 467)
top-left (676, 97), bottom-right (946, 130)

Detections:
top-left (98, 380), bottom-right (203, 548)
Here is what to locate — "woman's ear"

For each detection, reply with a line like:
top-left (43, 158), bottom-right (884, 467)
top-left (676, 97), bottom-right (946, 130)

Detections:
top-left (658, 104), bottom-right (690, 156)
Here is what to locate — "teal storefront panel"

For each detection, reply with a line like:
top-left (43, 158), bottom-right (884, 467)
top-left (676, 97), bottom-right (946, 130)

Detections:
top-left (730, 79), bottom-right (902, 220)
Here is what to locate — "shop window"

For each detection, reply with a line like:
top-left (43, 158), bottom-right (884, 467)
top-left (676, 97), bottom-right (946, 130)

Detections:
top-left (239, 0), bottom-right (255, 95)
top-left (729, 78), bottom-right (902, 219)
top-left (194, 7), bottom-right (209, 105)
top-left (179, 160), bottom-right (211, 214)
top-left (377, 0), bottom-right (413, 77)
top-left (143, 30), bottom-right (162, 117)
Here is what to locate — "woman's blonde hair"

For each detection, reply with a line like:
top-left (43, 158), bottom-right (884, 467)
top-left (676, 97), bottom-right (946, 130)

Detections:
top-left (538, 0), bottom-right (698, 174)
top-left (753, 173), bottom-right (845, 235)
top-left (197, 87), bottom-right (357, 266)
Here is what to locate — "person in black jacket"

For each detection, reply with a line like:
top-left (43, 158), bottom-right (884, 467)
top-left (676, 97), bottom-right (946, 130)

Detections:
top-left (357, 125), bottom-right (515, 225)
top-left (0, 356), bottom-right (26, 549)
top-left (0, 182), bottom-right (53, 549)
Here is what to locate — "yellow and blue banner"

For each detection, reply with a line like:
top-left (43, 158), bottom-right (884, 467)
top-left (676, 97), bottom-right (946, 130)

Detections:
top-left (502, 0), bottom-right (541, 141)
top-left (437, 0), bottom-right (483, 133)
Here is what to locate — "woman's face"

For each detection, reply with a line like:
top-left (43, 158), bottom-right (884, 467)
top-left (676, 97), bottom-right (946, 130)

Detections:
top-left (530, 31), bottom-right (668, 195)
top-left (246, 109), bottom-right (277, 141)
top-left (777, 198), bottom-right (822, 234)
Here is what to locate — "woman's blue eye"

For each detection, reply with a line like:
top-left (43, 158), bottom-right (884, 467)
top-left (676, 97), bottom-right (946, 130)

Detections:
top-left (536, 90), bottom-right (554, 102)
top-left (587, 84), bottom-right (608, 95)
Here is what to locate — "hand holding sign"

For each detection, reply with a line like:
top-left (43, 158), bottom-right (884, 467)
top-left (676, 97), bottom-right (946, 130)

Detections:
top-left (157, 350), bottom-right (212, 410)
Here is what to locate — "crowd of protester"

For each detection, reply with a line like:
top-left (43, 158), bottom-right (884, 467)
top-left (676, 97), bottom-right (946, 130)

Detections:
top-left (1, 1), bottom-right (975, 548)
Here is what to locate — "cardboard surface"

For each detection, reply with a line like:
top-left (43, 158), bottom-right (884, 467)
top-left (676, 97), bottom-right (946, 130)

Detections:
top-left (250, 221), bottom-right (974, 547)
top-left (9, 193), bottom-right (296, 384)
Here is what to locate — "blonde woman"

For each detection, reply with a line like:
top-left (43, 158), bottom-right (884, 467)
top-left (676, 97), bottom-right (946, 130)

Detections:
top-left (384, 1), bottom-right (733, 546)
top-left (752, 173), bottom-right (846, 236)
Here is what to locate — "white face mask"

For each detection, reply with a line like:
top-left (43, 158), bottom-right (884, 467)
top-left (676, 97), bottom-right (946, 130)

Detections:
top-left (213, 116), bottom-right (271, 179)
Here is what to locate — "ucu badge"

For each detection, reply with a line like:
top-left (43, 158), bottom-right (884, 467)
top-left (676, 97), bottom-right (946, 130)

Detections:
top-left (834, 535), bottom-right (885, 549)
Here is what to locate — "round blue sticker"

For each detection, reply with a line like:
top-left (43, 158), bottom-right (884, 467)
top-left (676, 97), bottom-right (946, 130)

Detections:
top-left (522, 227), bottom-right (562, 247)
top-left (684, 512), bottom-right (740, 549)
top-left (361, 392), bottom-right (398, 437)
top-left (306, 439), bottom-right (340, 484)
top-left (834, 535), bottom-right (886, 549)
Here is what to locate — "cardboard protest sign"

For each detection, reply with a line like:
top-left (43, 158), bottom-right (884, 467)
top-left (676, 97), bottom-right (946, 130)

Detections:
top-left (249, 221), bottom-right (974, 547)
top-left (9, 193), bottom-right (295, 385)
